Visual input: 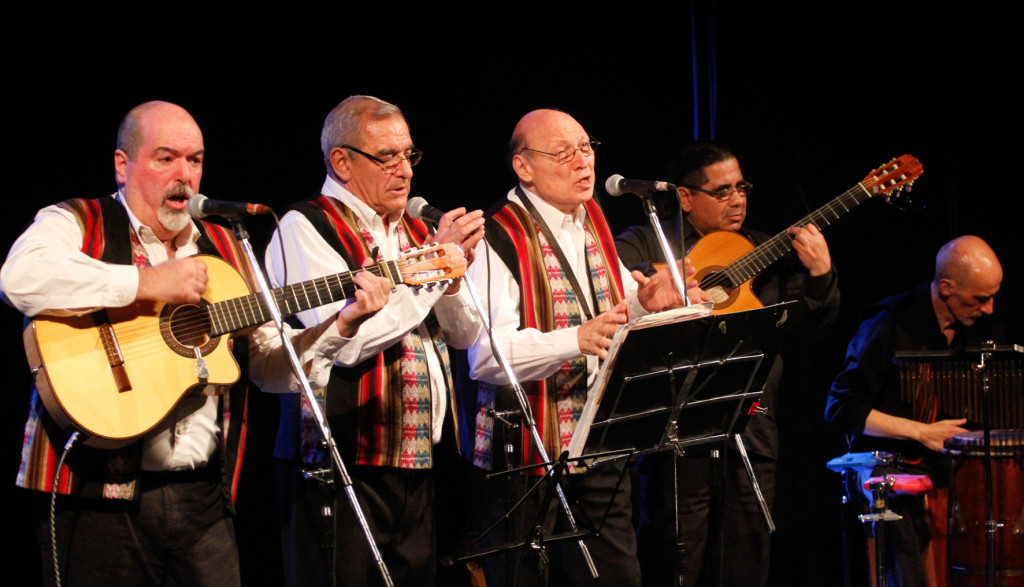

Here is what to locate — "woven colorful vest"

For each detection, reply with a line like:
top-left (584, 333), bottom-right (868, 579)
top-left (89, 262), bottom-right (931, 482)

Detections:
top-left (290, 195), bottom-right (455, 469)
top-left (471, 196), bottom-right (625, 470)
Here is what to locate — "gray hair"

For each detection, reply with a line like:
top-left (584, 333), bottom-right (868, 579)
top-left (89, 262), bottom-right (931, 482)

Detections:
top-left (321, 95), bottom-right (404, 174)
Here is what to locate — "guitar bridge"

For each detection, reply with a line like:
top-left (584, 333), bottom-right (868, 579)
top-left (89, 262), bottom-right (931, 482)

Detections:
top-left (96, 310), bottom-right (132, 393)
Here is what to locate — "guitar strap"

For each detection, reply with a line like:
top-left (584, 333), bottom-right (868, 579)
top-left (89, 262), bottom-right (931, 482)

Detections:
top-left (514, 186), bottom-right (595, 321)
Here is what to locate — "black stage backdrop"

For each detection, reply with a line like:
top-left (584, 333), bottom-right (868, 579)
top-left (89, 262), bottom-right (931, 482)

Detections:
top-left (3, 5), bottom-right (1020, 586)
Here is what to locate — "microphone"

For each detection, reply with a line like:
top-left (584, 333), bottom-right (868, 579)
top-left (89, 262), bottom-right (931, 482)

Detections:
top-left (604, 174), bottom-right (676, 197)
top-left (406, 196), bottom-right (445, 224)
top-left (186, 194), bottom-right (271, 219)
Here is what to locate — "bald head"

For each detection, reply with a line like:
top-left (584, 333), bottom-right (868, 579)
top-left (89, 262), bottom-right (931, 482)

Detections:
top-left (116, 101), bottom-right (198, 161)
top-left (935, 235), bottom-right (1003, 287)
top-left (932, 235), bottom-right (1002, 328)
top-left (509, 109), bottom-right (596, 214)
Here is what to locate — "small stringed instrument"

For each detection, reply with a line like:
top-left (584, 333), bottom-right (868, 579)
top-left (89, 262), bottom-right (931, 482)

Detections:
top-left (24, 243), bottom-right (464, 447)
top-left (684, 155), bottom-right (922, 314)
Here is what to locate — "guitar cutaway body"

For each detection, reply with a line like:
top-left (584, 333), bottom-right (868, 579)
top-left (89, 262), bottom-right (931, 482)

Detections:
top-left (25, 256), bottom-right (248, 447)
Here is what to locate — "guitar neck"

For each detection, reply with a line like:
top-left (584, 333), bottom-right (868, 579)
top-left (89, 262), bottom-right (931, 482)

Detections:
top-left (722, 182), bottom-right (873, 286)
top-left (206, 260), bottom-right (401, 336)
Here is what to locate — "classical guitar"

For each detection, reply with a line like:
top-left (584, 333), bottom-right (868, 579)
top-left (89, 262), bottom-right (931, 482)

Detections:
top-left (24, 243), bottom-right (465, 447)
top-left (685, 155), bottom-right (922, 314)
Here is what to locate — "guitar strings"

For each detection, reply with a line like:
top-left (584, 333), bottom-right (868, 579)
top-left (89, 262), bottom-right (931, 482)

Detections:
top-left (166, 264), bottom-right (394, 341)
top-left (106, 253), bottom-right (437, 356)
top-left (697, 184), bottom-right (866, 291)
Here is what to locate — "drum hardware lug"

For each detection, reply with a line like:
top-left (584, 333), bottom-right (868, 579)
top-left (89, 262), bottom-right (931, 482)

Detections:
top-left (303, 467), bottom-right (334, 486)
top-left (859, 511), bottom-right (902, 523)
top-left (950, 500), bottom-right (967, 535)
top-left (984, 520), bottom-right (1004, 535)
top-left (1013, 505), bottom-right (1024, 535)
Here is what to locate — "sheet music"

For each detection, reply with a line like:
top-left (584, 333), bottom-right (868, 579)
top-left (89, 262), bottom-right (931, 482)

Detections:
top-left (567, 302), bottom-right (714, 460)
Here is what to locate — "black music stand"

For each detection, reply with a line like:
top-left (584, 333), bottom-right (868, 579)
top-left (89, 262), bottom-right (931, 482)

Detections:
top-left (569, 302), bottom-right (792, 586)
top-left (451, 447), bottom-right (634, 586)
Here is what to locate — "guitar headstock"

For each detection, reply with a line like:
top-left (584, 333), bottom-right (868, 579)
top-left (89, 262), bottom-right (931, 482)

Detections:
top-left (397, 243), bottom-right (467, 287)
top-left (861, 155), bottom-right (923, 201)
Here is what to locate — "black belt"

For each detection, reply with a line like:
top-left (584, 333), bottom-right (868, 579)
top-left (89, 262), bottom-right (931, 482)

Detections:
top-left (140, 464), bottom-right (216, 486)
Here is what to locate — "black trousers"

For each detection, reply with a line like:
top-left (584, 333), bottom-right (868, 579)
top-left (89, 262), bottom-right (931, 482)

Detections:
top-left (276, 459), bottom-right (435, 587)
top-left (639, 450), bottom-right (775, 587)
top-left (31, 473), bottom-right (239, 587)
top-left (469, 457), bottom-right (641, 587)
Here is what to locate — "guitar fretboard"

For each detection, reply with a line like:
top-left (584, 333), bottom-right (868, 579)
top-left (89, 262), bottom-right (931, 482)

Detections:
top-left (718, 182), bottom-right (873, 288)
top-left (206, 261), bottom-right (400, 335)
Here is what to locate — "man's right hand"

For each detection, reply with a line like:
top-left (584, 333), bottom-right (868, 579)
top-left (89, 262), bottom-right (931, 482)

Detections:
top-left (577, 300), bottom-right (628, 360)
top-left (137, 258), bottom-right (209, 304)
top-left (916, 418), bottom-right (968, 452)
top-left (864, 409), bottom-right (968, 453)
top-left (335, 259), bottom-right (392, 337)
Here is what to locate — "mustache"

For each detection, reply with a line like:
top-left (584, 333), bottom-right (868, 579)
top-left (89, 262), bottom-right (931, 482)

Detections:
top-left (163, 184), bottom-right (194, 200)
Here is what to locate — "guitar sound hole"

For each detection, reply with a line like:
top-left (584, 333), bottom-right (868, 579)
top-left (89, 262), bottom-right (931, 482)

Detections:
top-left (696, 269), bottom-right (737, 307)
top-left (159, 300), bottom-right (221, 359)
top-left (168, 305), bottom-right (213, 347)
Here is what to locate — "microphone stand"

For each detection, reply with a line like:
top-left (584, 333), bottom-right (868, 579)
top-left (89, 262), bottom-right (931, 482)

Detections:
top-left (634, 188), bottom-right (690, 306)
top-left (462, 272), bottom-right (600, 581)
top-left (228, 218), bottom-right (393, 587)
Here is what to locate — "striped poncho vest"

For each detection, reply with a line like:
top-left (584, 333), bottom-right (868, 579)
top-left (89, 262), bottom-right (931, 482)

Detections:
top-left (285, 195), bottom-right (456, 469)
top-left (470, 196), bottom-right (625, 470)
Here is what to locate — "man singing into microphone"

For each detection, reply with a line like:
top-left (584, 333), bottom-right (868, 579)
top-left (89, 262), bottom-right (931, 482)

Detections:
top-left (0, 101), bottom-right (386, 585)
top-left (264, 95), bottom-right (485, 586)
top-left (465, 109), bottom-right (706, 586)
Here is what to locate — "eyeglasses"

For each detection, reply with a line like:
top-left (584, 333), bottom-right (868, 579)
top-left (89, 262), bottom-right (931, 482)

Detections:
top-left (520, 139), bottom-right (600, 164)
top-left (343, 145), bottom-right (422, 172)
top-left (683, 180), bottom-right (754, 200)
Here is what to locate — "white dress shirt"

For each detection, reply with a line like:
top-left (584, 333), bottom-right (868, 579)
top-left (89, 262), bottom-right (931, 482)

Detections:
top-left (264, 176), bottom-right (482, 444)
top-left (467, 186), bottom-right (646, 388)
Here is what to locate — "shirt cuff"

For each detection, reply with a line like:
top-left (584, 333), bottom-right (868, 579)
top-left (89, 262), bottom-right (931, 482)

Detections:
top-left (626, 291), bottom-right (648, 321)
top-left (117, 265), bottom-right (142, 307)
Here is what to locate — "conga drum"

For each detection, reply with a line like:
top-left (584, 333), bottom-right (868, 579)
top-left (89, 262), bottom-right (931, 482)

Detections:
top-left (946, 429), bottom-right (1024, 586)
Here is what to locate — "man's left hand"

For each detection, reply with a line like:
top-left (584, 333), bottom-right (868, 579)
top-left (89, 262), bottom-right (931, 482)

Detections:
top-left (634, 258), bottom-right (709, 313)
top-left (427, 207), bottom-right (484, 295)
top-left (788, 224), bottom-right (831, 277)
top-left (429, 207), bottom-right (485, 265)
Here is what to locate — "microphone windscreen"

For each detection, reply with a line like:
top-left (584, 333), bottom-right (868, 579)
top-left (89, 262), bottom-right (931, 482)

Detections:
top-left (604, 174), bottom-right (625, 197)
top-left (406, 196), bottom-right (429, 220)
top-left (186, 194), bottom-right (209, 218)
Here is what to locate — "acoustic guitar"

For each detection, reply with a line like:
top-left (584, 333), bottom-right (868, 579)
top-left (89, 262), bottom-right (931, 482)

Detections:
top-left (23, 243), bottom-right (464, 447)
top-left (683, 155), bottom-right (922, 314)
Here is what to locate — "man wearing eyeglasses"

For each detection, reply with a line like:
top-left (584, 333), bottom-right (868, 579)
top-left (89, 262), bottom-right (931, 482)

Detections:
top-left (615, 142), bottom-right (839, 586)
top-left (464, 109), bottom-right (705, 586)
top-left (265, 95), bottom-right (485, 586)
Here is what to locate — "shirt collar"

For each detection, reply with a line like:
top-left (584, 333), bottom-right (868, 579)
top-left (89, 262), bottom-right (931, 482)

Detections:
top-left (512, 184), bottom-right (587, 238)
top-left (116, 190), bottom-right (200, 249)
top-left (322, 175), bottom-right (401, 235)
